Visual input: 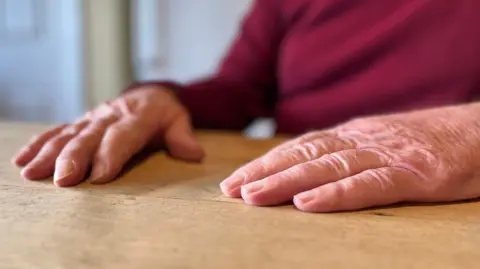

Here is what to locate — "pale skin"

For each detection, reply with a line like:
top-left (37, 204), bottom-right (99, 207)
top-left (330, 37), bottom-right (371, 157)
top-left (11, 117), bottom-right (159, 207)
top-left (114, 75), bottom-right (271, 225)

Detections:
top-left (12, 86), bottom-right (480, 212)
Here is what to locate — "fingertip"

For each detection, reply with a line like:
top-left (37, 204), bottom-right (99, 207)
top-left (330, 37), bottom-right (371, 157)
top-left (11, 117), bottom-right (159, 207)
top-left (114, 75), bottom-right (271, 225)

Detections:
top-left (167, 135), bottom-right (206, 162)
top-left (293, 190), bottom-right (334, 213)
top-left (293, 195), bottom-right (316, 212)
top-left (89, 171), bottom-right (115, 185)
top-left (12, 149), bottom-right (33, 167)
top-left (21, 165), bottom-right (52, 181)
top-left (16, 158), bottom-right (31, 167)
top-left (21, 167), bottom-right (38, 181)
top-left (89, 162), bottom-right (118, 185)
top-left (240, 180), bottom-right (270, 205)
top-left (11, 156), bottom-right (23, 167)
top-left (240, 186), bottom-right (256, 205)
top-left (54, 177), bottom-right (80, 187)
top-left (164, 118), bottom-right (206, 162)
top-left (180, 146), bottom-right (206, 162)
top-left (219, 182), bottom-right (241, 198)
top-left (89, 172), bottom-right (108, 185)
top-left (219, 175), bottom-right (244, 198)
top-left (90, 177), bottom-right (114, 185)
top-left (53, 160), bottom-right (84, 187)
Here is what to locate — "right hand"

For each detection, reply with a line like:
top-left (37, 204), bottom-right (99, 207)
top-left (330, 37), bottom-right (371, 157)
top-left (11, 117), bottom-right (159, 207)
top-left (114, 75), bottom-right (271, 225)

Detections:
top-left (12, 86), bottom-right (205, 187)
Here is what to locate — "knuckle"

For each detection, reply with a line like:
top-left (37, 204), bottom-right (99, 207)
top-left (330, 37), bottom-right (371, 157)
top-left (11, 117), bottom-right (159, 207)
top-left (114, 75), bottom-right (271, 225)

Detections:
top-left (46, 135), bottom-right (72, 149)
top-left (292, 142), bottom-right (320, 161)
top-left (95, 115), bottom-right (118, 127)
top-left (359, 148), bottom-right (393, 164)
top-left (315, 139), bottom-right (336, 152)
top-left (89, 102), bottom-right (119, 120)
top-left (84, 110), bottom-right (95, 120)
top-left (64, 136), bottom-right (94, 153)
top-left (74, 131), bottom-right (94, 142)
top-left (363, 169), bottom-right (394, 192)
top-left (78, 127), bottom-right (104, 141)
top-left (270, 149), bottom-right (301, 164)
top-left (237, 169), bottom-right (255, 183)
top-left (59, 145), bottom-right (83, 159)
top-left (337, 178), bottom-right (354, 194)
top-left (28, 134), bottom-right (42, 144)
top-left (61, 124), bottom-right (84, 136)
top-left (287, 163), bottom-right (309, 177)
top-left (107, 123), bottom-right (130, 137)
top-left (132, 114), bottom-right (160, 130)
top-left (322, 183), bottom-right (347, 210)
top-left (250, 158), bottom-right (269, 175)
top-left (392, 148), bottom-right (439, 175)
top-left (321, 152), bottom-right (352, 178)
top-left (238, 158), bottom-right (273, 181)
top-left (338, 137), bottom-right (358, 148)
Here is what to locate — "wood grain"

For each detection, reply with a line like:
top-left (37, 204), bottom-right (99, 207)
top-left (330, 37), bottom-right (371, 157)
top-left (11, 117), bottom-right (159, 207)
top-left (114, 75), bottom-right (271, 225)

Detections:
top-left (1, 122), bottom-right (479, 269)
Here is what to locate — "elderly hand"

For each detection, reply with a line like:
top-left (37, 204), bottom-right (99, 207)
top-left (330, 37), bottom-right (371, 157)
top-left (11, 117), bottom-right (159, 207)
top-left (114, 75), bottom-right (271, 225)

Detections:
top-left (12, 86), bottom-right (204, 187)
top-left (220, 104), bottom-right (480, 212)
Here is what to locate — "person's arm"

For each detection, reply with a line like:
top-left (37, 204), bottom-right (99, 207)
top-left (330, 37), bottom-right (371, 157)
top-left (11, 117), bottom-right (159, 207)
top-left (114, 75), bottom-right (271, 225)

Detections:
top-left (128, 0), bottom-right (285, 130)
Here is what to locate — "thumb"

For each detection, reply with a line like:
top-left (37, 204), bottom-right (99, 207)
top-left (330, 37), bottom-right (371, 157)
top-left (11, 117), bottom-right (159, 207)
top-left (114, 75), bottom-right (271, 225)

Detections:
top-left (164, 114), bottom-right (205, 162)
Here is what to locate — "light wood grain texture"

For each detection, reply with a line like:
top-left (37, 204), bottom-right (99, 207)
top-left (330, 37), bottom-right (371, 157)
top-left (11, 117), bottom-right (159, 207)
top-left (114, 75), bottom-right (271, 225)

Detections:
top-left (1, 122), bottom-right (479, 269)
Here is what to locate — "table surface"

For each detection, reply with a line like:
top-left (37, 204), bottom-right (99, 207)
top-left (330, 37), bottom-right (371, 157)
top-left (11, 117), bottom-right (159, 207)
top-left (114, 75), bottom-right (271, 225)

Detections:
top-left (1, 122), bottom-right (479, 269)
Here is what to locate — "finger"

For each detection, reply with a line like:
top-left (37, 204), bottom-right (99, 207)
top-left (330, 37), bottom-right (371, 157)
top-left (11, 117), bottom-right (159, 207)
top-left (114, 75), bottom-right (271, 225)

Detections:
top-left (220, 137), bottom-right (356, 198)
top-left (54, 117), bottom-right (116, 187)
top-left (270, 131), bottom-right (337, 152)
top-left (241, 149), bottom-right (390, 206)
top-left (293, 167), bottom-right (420, 213)
top-left (21, 122), bottom-right (89, 180)
top-left (12, 124), bottom-right (67, 167)
top-left (89, 117), bottom-right (153, 184)
top-left (164, 114), bottom-right (205, 162)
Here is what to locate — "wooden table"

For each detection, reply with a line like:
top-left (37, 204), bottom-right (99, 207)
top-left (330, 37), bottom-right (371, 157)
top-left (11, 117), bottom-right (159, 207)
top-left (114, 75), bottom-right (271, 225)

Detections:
top-left (1, 122), bottom-right (479, 269)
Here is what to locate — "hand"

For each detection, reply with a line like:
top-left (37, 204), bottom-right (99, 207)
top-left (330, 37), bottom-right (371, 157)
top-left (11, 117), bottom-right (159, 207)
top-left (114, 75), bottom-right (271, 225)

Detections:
top-left (220, 104), bottom-right (480, 213)
top-left (12, 86), bottom-right (205, 187)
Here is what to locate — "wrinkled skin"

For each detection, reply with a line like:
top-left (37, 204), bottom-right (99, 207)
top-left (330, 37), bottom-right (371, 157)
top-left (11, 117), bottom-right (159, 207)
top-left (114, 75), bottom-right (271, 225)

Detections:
top-left (12, 87), bottom-right (205, 187)
top-left (220, 104), bottom-right (480, 212)
top-left (12, 86), bottom-right (480, 212)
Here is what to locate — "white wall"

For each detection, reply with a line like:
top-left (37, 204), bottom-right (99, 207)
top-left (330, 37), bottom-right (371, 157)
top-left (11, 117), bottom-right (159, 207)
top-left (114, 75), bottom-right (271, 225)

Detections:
top-left (0, 0), bottom-right (84, 123)
top-left (0, 0), bottom-right (133, 123)
top-left (132, 0), bottom-right (252, 82)
top-left (168, 0), bottom-right (252, 82)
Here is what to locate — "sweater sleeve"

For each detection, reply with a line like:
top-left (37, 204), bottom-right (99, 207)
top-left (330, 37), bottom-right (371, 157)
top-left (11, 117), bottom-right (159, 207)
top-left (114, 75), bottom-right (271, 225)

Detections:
top-left (127, 0), bottom-right (285, 130)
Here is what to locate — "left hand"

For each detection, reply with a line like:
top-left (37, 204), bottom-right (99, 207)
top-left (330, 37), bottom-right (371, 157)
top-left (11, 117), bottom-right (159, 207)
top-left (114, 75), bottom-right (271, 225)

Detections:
top-left (220, 104), bottom-right (480, 212)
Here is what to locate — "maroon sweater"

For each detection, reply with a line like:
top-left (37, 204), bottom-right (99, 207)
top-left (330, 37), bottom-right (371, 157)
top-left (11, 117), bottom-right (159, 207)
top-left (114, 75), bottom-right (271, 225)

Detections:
top-left (135, 0), bottom-right (480, 134)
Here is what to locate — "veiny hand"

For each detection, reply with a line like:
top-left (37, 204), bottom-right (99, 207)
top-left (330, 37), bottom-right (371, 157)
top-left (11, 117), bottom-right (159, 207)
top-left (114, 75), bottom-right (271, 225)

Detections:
top-left (220, 104), bottom-right (480, 213)
top-left (12, 87), bottom-right (204, 187)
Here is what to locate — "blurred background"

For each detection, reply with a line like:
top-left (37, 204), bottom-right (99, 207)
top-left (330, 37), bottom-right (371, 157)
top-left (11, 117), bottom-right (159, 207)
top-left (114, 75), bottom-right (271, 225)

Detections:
top-left (0, 0), bottom-right (253, 123)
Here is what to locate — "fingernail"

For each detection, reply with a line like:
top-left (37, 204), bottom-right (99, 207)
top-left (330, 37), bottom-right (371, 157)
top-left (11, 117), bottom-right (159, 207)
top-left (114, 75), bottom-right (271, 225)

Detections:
top-left (90, 164), bottom-right (107, 184)
top-left (21, 167), bottom-right (33, 180)
top-left (54, 160), bottom-right (75, 183)
top-left (219, 176), bottom-right (244, 194)
top-left (242, 180), bottom-right (265, 195)
top-left (295, 191), bottom-right (314, 204)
